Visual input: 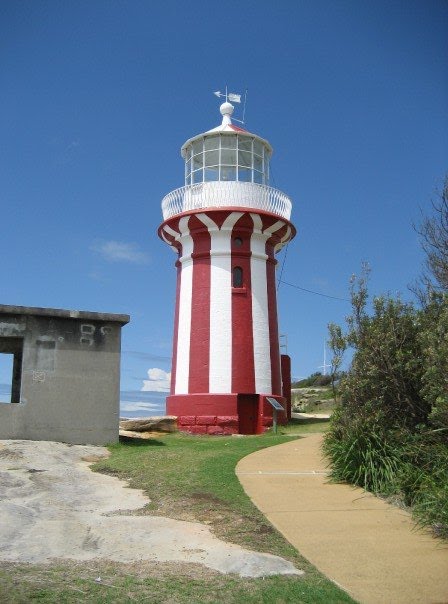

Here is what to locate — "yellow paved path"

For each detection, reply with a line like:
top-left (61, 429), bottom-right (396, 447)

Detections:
top-left (236, 433), bottom-right (448, 604)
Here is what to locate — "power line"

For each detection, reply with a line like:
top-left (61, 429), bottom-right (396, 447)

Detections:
top-left (279, 279), bottom-right (350, 302)
top-left (277, 242), bottom-right (289, 290)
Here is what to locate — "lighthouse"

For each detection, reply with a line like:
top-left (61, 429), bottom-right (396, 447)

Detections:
top-left (158, 98), bottom-right (296, 434)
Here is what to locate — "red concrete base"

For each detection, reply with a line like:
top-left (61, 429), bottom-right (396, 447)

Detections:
top-left (177, 414), bottom-right (239, 435)
top-left (168, 393), bottom-right (287, 435)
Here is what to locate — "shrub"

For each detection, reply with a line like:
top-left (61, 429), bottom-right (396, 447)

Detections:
top-left (313, 374), bottom-right (332, 386)
top-left (292, 372), bottom-right (322, 388)
top-left (325, 267), bottom-right (448, 537)
top-left (323, 407), bottom-right (401, 494)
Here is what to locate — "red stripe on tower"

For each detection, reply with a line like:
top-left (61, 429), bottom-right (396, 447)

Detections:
top-left (188, 215), bottom-right (211, 393)
top-left (231, 214), bottom-right (255, 393)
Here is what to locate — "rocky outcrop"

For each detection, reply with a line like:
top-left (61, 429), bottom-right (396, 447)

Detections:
top-left (119, 416), bottom-right (178, 434)
top-left (291, 387), bottom-right (336, 414)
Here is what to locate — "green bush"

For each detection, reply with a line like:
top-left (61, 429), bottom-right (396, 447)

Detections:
top-left (325, 267), bottom-right (448, 538)
top-left (292, 372), bottom-right (334, 388)
top-left (314, 374), bottom-right (332, 386)
top-left (292, 372), bottom-right (322, 388)
top-left (419, 294), bottom-right (448, 442)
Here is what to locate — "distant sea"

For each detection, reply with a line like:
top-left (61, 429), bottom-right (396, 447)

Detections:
top-left (1, 383), bottom-right (167, 418)
top-left (119, 390), bottom-right (167, 419)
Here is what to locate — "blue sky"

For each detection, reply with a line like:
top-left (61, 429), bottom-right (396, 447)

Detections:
top-left (1, 1), bottom-right (447, 414)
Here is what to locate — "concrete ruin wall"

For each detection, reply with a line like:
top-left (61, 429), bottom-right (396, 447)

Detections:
top-left (0, 305), bottom-right (129, 445)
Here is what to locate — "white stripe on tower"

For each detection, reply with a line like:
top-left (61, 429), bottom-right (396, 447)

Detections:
top-left (174, 216), bottom-right (194, 394)
top-left (274, 225), bottom-right (291, 253)
top-left (250, 213), bottom-right (272, 393)
top-left (197, 212), bottom-right (242, 393)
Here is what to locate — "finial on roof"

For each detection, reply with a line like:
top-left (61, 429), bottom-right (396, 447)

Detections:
top-left (220, 101), bottom-right (234, 126)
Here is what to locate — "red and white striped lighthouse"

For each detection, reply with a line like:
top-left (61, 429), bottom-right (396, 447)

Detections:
top-left (159, 100), bottom-right (296, 434)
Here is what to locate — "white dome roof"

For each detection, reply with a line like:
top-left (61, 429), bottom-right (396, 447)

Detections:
top-left (181, 102), bottom-right (272, 158)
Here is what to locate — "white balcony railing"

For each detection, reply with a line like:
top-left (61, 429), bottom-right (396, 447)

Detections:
top-left (161, 182), bottom-right (292, 221)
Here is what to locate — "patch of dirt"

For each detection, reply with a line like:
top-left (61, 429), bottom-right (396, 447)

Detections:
top-left (81, 453), bottom-right (110, 463)
top-left (0, 448), bottom-right (23, 461)
top-left (191, 491), bottom-right (228, 506)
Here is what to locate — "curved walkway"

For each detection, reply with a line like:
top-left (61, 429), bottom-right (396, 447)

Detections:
top-left (236, 433), bottom-right (448, 604)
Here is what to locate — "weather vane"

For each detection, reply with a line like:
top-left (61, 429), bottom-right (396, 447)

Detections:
top-left (213, 86), bottom-right (247, 124)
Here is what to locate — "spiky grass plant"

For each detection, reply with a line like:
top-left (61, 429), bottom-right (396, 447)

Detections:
top-left (323, 409), bottom-right (401, 494)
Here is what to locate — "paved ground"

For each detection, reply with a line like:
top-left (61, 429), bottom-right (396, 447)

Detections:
top-left (236, 433), bottom-right (448, 604)
top-left (0, 440), bottom-right (301, 578)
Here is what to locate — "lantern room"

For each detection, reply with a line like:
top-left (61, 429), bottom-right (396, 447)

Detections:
top-left (182, 103), bottom-right (272, 186)
top-left (161, 102), bottom-right (292, 222)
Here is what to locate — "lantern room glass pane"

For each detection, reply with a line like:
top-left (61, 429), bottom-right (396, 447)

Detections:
top-left (193, 154), bottom-right (203, 171)
top-left (221, 135), bottom-right (237, 149)
top-left (238, 137), bottom-right (252, 152)
top-left (254, 171), bottom-right (263, 184)
top-left (221, 166), bottom-right (236, 181)
top-left (185, 147), bottom-right (192, 161)
top-left (185, 174), bottom-right (191, 185)
top-left (238, 150), bottom-right (252, 168)
top-left (192, 139), bottom-right (203, 155)
top-left (204, 167), bottom-right (219, 181)
top-left (221, 148), bottom-right (236, 165)
top-left (204, 136), bottom-right (219, 151)
top-left (204, 150), bottom-right (219, 166)
top-left (238, 168), bottom-right (251, 182)
top-left (192, 170), bottom-right (202, 183)
top-left (253, 140), bottom-right (263, 156)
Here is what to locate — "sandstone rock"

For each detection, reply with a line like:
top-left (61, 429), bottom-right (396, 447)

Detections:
top-left (119, 430), bottom-right (160, 439)
top-left (119, 416), bottom-right (177, 433)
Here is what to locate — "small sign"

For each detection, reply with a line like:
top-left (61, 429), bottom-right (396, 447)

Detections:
top-left (266, 397), bottom-right (284, 411)
top-left (33, 371), bottom-right (46, 383)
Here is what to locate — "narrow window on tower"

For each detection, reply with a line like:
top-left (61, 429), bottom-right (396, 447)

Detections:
top-left (233, 266), bottom-right (243, 288)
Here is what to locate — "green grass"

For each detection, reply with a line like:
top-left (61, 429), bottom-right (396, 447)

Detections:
top-left (0, 560), bottom-right (353, 604)
top-left (0, 418), bottom-right (356, 603)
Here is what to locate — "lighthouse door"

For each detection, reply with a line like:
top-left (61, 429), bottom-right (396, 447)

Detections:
top-left (237, 394), bottom-right (259, 434)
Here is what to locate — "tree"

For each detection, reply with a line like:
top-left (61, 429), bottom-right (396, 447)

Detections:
top-left (328, 266), bottom-right (429, 429)
top-left (417, 176), bottom-right (448, 292)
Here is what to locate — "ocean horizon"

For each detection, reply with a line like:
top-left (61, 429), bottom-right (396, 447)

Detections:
top-left (119, 389), bottom-right (167, 418)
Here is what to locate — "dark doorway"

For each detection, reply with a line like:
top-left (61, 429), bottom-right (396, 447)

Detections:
top-left (237, 394), bottom-right (259, 434)
top-left (0, 338), bottom-right (23, 403)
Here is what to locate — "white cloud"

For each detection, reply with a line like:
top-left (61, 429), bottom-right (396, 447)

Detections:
top-left (120, 401), bottom-right (162, 412)
top-left (91, 240), bottom-right (150, 264)
top-left (141, 367), bottom-right (171, 392)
